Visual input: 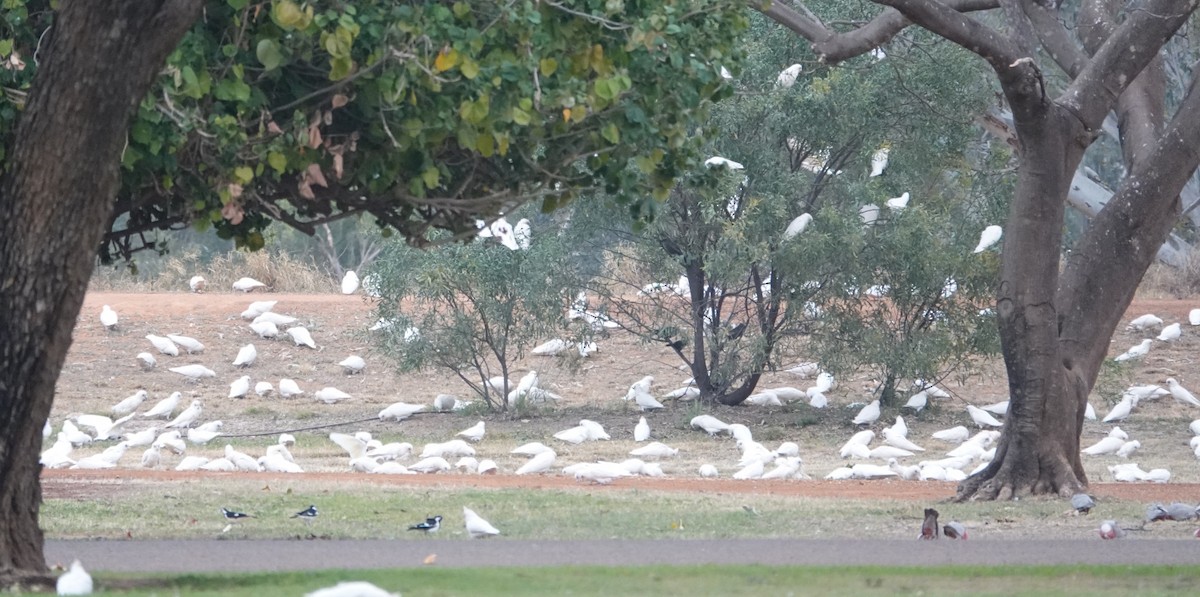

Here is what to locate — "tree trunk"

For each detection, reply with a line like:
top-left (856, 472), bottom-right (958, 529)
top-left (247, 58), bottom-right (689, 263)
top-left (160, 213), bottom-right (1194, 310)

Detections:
top-left (0, 0), bottom-right (201, 581)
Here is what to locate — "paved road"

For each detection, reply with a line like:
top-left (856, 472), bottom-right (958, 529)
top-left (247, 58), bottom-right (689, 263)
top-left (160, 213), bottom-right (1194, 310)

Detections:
top-left (44, 538), bottom-right (1200, 572)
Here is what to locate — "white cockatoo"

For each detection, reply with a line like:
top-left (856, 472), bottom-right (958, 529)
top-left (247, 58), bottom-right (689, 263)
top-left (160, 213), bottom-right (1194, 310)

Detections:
top-left (775, 63), bottom-right (802, 88)
top-left (232, 277), bottom-right (267, 292)
top-left (136, 352), bottom-right (157, 370)
top-left (99, 305), bottom-right (119, 330)
top-left (634, 416), bottom-right (650, 442)
top-left (165, 399), bottom-right (203, 428)
top-left (249, 320), bottom-right (279, 338)
top-left (966, 405), bottom-right (1003, 428)
top-left (456, 421), bottom-right (486, 442)
top-left (377, 401), bottom-right (425, 421)
top-left (869, 147), bottom-right (889, 177)
top-left (1126, 314), bottom-right (1163, 331)
top-left (56, 559), bottom-right (93, 596)
top-left (704, 156), bottom-right (744, 170)
top-left (232, 344), bottom-right (257, 368)
top-left (339, 355), bottom-right (366, 374)
top-left (783, 214), bottom-right (813, 240)
top-left (228, 375), bottom-right (251, 399)
top-left (142, 391), bottom-right (181, 419)
top-left (111, 390), bottom-right (149, 416)
top-left (188, 275), bottom-right (206, 292)
top-left (885, 191), bottom-right (909, 211)
top-left (166, 334), bottom-right (204, 354)
top-left (463, 506), bottom-right (500, 538)
top-left (1114, 339), bottom-right (1152, 362)
top-left (169, 364), bottom-right (216, 380)
top-left (515, 450), bottom-right (556, 475)
top-left (145, 334), bottom-right (179, 356)
top-left (279, 378), bottom-right (303, 398)
top-left (852, 400), bottom-right (881, 425)
top-left (341, 270), bottom-right (360, 294)
top-left (287, 326), bottom-right (317, 349)
top-left (1167, 378), bottom-right (1200, 407)
top-left (690, 415), bottom-right (730, 436)
top-left (1157, 323), bottom-right (1182, 342)
top-left (314, 387), bottom-right (352, 404)
top-left (972, 225), bottom-right (1003, 253)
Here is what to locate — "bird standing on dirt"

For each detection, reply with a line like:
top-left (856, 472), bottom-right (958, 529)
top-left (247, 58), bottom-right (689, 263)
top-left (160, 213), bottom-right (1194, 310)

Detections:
top-left (56, 559), bottom-right (93, 596)
top-left (1098, 520), bottom-right (1126, 540)
top-left (919, 508), bottom-right (940, 540)
top-left (463, 506), bottom-right (501, 538)
top-left (942, 521), bottom-right (967, 539)
top-left (409, 515), bottom-right (442, 533)
top-left (1071, 493), bottom-right (1095, 515)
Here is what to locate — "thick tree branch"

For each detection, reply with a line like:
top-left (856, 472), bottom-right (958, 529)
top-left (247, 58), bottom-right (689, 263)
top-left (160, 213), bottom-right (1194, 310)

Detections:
top-left (1062, 0), bottom-right (1196, 131)
top-left (756, 0), bottom-right (999, 64)
top-left (1020, 0), bottom-right (1086, 77)
top-left (871, 0), bottom-right (1022, 73)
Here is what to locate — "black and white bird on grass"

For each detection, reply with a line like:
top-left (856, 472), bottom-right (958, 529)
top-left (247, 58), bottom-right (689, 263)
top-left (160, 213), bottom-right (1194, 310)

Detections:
top-left (221, 507), bottom-right (254, 534)
top-left (408, 515), bottom-right (442, 533)
top-left (292, 504), bottom-right (319, 526)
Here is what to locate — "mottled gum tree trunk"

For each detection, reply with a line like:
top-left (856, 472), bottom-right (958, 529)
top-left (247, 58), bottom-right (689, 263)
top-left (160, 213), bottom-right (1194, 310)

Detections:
top-left (0, 0), bottom-right (201, 582)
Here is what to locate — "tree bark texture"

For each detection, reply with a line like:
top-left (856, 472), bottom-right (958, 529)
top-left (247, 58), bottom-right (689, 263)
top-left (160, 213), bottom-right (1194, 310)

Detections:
top-left (0, 0), bottom-right (201, 579)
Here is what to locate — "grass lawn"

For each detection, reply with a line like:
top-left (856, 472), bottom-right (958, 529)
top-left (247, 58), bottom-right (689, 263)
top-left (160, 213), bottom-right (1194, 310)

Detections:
top-left (94, 564), bottom-right (1200, 596)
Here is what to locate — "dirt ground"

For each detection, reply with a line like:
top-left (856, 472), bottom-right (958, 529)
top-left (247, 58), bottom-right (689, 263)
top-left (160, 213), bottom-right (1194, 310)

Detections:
top-left (47, 290), bottom-right (1200, 499)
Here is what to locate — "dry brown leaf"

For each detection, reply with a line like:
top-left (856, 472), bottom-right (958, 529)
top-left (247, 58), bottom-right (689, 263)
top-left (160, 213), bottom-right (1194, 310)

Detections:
top-left (333, 153), bottom-right (344, 180)
top-left (331, 94), bottom-right (349, 109)
top-left (267, 121), bottom-right (284, 135)
top-left (308, 121), bottom-right (323, 149)
top-left (227, 183), bottom-right (244, 199)
top-left (221, 201), bottom-right (245, 226)
top-left (297, 179), bottom-right (315, 200)
top-left (306, 163), bottom-right (328, 188)
top-left (423, 553), bottom-right (438, 565)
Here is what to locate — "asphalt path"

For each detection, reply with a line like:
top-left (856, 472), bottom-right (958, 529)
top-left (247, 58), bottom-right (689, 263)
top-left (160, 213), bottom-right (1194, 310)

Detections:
top-left (44, 538), bottom-right (1200, 572)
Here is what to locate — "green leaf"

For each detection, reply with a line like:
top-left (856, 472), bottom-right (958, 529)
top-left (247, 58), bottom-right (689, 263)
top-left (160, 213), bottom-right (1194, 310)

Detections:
top-left (421, 166), bottom-right (440, 189)
top-left (511, 107), bottom-right (530, 126)
top-left (601, 123), bottom-right (620, 144)
top-left (452, 2), bottom-right (471, 18)
top-left (0, 39), bottom-right (12, 57)
top-left (476, 133), bottom-right (495, 157)
top-left (271, 0), bottom-right (310, 30)
top-left (538, 57), bottom-right (558, 77)
top-left (329, 56), bottom-right (353, 80)
top-left (460, 58), bottom-right (479, 80)
top-left (267, 151), bottom-right (287, 173)
top-left (227, 0), bottom-right (249, 9)
top-left (256, 39), bottom-right (284, 71)
top-left (234, 165), bottom-right (254, 184)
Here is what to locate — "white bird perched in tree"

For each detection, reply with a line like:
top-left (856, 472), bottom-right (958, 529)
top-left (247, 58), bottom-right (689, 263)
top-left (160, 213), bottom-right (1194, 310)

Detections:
top-left (167, 334), bottom-right (204, 354)
top-left (1166, 378), bottom-right (1200, 407)
top-left (111, 390), bottom-right (148, 416)
top-left (516, 450), bottom-right (556, 475)
top-left (99, 305), bottom-right (119, 330)
top-left (228, 375), bottom-right (251, 399)
top-left (513, 218), bottom-right (532, 250)
top-left (56, 559), bottom-right (93, 596)
top-left (1126, 313), bottom-right (1163, 331)
top-left (930, 425), bottom-right (970, 444)
top-left (973, 225), bottom-right (1003, 253)
top-left (232, 344), bottom-right (257, 368)
top-left (783, 213), bottom-right (813, 240)
top-left (378, 401), bottom-right (425, 421)
top-left (630, 441), bottom-right (678, 458)
top-left (1082, 435), bottom-right (1126, 456)
top-left (885, 192), bottom-right (909, 211)
top-left (145, 334), bottom-right (179, 356)
top-left (341, 270), bottom-right (360, 294)
top-left (1158, 323), bottom-right (1182, 342)
top-left (690, 414), bottom-right (730, 436)
top-left (249, 320), bottom-right (279, 339)
top-left (852, 400), bottom-right (881, 425)
top-left (315, 387), bottom-right (352, 404)
top-left (463, 506), bottom-right (500, 538)
top-left (166, 399), bottom-right (203, 428)
top-left (1190, 308), bottom-right (1200, 326)
top-left (858, 204), bottom-right (880, 226)
top-left (232, 277), bottom-right (267, 292)
top-left (169, 364), bottom-right (216, 380)
top-left (287, 326), bottom-right (317, 349)
top-left (1102, 395), bottom-right (1135, 423)
top-left (704, 156), bottom-right (744, 170)
top-left (634, 416), bottom-right (650, 442)
top-left (142, 391), bottom-right (181, 419)
top-left (869, 147), bottom-right (889, 177)
top-left (457, 421), bottom-right (486, 442)
top-left (338, 355), bottom-right (366, 374)
top-left (967, 405), bottom-right (1003, 428)
top-left (188, 275), bottom-right (206, 293)
top-left (904, 391), bottom-right (928, 412)
top-left (272, 378), bottom-right (300, 398)
top-left (136, 352), bottom-right (157, 370)
top-left (1114, 339), bottom-right (1152, 362)
top-left (775, 63), bottom-right (802, 88)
